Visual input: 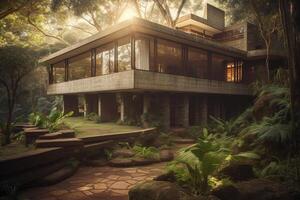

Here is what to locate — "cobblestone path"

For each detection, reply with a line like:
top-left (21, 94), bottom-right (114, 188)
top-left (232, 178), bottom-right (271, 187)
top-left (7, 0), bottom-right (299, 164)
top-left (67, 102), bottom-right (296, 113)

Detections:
top-left (20, 163), bottom-right (167, 200)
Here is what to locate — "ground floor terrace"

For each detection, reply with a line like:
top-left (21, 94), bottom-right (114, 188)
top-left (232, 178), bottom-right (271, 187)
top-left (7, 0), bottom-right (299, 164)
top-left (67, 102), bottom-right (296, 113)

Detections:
top-left (63, 92), bottom-right (251, 129)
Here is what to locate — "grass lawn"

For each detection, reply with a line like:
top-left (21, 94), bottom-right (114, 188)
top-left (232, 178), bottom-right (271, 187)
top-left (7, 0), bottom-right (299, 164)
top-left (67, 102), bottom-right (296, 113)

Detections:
top-left (0, 143), bottom-right (35, 160)
top-left (63, 117), bottom-right (143, 137)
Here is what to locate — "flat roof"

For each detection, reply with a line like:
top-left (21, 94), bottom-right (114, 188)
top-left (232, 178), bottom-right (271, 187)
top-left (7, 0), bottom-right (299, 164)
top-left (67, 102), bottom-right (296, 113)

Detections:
top-left (40, 17), bottom-right (247, 64)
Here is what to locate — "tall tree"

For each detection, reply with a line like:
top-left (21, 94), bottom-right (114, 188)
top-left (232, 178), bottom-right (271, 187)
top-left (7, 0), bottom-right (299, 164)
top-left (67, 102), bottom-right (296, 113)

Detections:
top-left (0, 46), bottom-right (38, 145)
top-left (279, 0), bottom-right (300, 142)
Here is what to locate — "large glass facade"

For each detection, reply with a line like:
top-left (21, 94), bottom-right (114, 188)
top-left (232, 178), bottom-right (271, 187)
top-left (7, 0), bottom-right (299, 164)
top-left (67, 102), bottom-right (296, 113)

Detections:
top-left (135, 35), bottom-right (150, 70)
top-left (96, 43), bottom-right (115, 75)
top-left (49, 33), bottom-right (244, 84)
top-left (157, 39), bottom-right (182, 74)
top-left (187, 47), bottom-right (208, 78)
top-left (211, 54), bottom-right (234, 81)
top-left (53, 61), bottom-right (65, 83)
top-left (68, 52), bottom-right (91, 81)
top-left (118, 37), bottom-right (131, 72)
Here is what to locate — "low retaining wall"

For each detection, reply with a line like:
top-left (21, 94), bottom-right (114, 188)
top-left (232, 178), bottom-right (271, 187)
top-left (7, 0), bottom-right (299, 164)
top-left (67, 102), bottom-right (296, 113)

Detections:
top-left (0, 147), bottom-right (72, 187)
top-left (80, 128), bottom-right (157, 144)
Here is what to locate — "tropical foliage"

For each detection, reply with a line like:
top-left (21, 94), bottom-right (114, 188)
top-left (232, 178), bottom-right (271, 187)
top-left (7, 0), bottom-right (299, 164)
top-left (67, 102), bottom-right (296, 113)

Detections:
top-left (29, 108), bottom-right (73, 132)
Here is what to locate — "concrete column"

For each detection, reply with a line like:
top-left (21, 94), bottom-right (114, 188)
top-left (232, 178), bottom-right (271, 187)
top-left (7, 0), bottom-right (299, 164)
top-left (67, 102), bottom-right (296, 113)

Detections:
top-left (213, 100), bottom-right (221, 119)
top-left (142, 94), bottom-right (151, 128)
top-left (199, 96), bottom-right (208, 125)
top-left (84, 94), bottom-right (98, 116)
top-left (119, 93), bottom-right (131, 122)
top-left (99, 94), bottom-right (118, 122)
top-left (161, 94), bottom-right (170, 130)
top-left (143, 94), bottom-right (151, 114)
top-left (182, 95), bottom-right (189, 127)
top-left (63, 95), bottom-right (79, 116)
top-left (194, 96), bottom-right (201, 124)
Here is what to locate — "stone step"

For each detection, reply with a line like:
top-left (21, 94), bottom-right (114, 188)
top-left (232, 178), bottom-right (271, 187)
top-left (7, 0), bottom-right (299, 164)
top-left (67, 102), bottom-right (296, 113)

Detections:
top-left (24, 129), bottom-right (49, 145)
top-left (39, 130), bottom-right (75, 140)
top-left (35, 138), bottom-right (83, 148)
top-left (82, 140), bottom-right (114, 156)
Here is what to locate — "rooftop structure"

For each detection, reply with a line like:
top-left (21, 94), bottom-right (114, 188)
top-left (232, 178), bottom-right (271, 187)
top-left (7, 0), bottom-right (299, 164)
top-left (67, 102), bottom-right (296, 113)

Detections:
top-left (41, 4), bottom-right (286, 129)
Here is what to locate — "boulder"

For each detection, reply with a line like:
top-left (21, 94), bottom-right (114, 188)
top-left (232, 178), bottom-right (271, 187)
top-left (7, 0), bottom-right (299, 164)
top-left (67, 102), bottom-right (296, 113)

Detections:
top-left (236, 179), bottom-right (291, 200)
top-left (153, 171), bottom-right (176, 182)
top-left (211, 179), bottom-right (292, 200)
top-left (132, 157), bottom-right (159, 166)
top-left (109, 158), bottom-right (134, 167)
top-left (211, 185), bottom-right (240, 200)
top-left (129, 180), bottom-right (199, 200)
top-left (159, 149), bottom-right (174, 162)
top-left (218, 161), bottom-right (255, 181)
top-left (112, 148), bottom-right (135, 158)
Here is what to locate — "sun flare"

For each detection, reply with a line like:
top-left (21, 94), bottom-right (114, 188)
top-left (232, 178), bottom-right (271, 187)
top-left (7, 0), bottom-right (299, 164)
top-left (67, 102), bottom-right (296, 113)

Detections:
top-left (118, 6), bottom-right (137, 22)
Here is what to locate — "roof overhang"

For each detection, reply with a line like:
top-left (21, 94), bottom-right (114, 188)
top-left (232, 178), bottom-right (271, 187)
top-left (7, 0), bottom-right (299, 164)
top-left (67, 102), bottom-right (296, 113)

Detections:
top-left (40, 18), bottom-right (246, 65)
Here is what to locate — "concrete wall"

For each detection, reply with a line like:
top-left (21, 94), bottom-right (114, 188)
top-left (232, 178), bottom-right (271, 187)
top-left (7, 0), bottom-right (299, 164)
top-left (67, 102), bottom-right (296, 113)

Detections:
top-left (134, 70), bottom-right (252, 95)
top-left (48, 70), bottom-right (252, 96)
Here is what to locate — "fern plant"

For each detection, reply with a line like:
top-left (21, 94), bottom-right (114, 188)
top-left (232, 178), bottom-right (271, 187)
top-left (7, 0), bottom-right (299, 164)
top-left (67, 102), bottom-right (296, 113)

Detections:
top-left (29, 107), bottom-right (73, 132)
top-left (132, 145), bottom-right (159, 159)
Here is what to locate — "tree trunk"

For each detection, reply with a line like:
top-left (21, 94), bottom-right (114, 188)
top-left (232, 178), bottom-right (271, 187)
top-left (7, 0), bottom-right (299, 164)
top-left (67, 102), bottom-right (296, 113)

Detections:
top-left (279, 0), bottom-right (300, 147)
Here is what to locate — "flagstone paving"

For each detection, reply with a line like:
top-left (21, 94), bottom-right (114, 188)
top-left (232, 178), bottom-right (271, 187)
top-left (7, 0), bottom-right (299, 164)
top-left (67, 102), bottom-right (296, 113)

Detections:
top-left (20, 163), bottom-right (167, 200)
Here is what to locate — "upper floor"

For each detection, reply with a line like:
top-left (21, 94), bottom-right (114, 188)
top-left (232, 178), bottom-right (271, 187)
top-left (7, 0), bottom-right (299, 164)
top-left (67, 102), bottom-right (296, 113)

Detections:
top-left (40, 5), bottom-right (286, 96)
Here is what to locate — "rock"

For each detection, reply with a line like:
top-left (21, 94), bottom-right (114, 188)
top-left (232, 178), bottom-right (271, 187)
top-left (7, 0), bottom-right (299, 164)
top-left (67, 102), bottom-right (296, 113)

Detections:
top-left (129, 180), bottom-right (199, 200)
top-left (153, 171), bottom-right (176, 182)
top-left (218, 161), bottom-right (255, 181)
top-left (35, 161), bottom-right (79, 186)
top-left (211, 179), bottom-right (292, 200)
top-left (236, 179), bottom-right (292, 200)
top-left (159, 150), bottom-right (174, 162)
top-left (132, 157), bottom-right (159, 166)
top-left (211, 185), bottom-right (240, 200)
top-left (84, 158), bottom-right (109, 167)
top-left (112, 148), bottom-right (135, 158)
top-left (109, 158), bottom-right (134, 167)
top-left (172, 137), bottom-right (195, 144)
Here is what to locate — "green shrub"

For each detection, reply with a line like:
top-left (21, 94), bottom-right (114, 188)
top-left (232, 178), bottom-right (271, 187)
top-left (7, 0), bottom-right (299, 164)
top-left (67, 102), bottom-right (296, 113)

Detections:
top-left (86, 112), bottom-right (101, 123)
top-left (187, 126), bottom-right (203, 139)
top-left (29, 107), bottom-right (73, 132)
top-left (168, 128), bottom-right (259, 195)
top-left (132, 145), bottom-right (159, 159)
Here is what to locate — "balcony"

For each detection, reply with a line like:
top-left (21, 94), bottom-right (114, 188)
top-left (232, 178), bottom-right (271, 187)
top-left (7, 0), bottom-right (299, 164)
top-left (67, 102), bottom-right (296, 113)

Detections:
top-left (47, 70), bottom-right (252, 95)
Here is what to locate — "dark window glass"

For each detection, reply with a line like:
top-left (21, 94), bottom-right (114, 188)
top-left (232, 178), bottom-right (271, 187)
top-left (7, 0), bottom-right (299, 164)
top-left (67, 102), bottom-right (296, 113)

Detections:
top-left (211, 54), bottom-right (233, 81)
top-left (96, 43), bottom-right (115, 75)
top-left (53, 61), bottom-right (65, 83)
top-left (157, 39), bottom-right (182, 74)
top-left (135, 36), bottom-right (150, 70)
top-left (118, 37), bottom-right (131, 72)
top-left (187, 47), bottom-right (208, 78)
top-left (68, 52), bottom-right (91, 81)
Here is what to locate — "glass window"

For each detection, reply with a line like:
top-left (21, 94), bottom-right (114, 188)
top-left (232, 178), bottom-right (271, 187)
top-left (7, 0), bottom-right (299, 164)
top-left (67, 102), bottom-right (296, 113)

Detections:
top-left (211, 54), bottom-right (233, 81)
top-left (226, 61), bottom-right (243, 82)
top-left (118, 37), bottom-right (131, 72)
top-left (53, 61), bottom-right (65, 83)
top-left (187, 47), bottom-right (208, 78)
top-left (157, 39), bottom-right (182, 74)
top-left (135, 36), bottom-right (150, 70)
top-left (96, 43), bottom-right (115, 75)
top-left (68, 52), bottom-right (91, 81)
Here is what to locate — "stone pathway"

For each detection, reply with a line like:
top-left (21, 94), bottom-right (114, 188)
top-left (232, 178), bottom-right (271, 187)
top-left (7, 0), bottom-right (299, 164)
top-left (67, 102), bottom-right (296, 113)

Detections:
top-left (20, 163), bottom-right (167, 200)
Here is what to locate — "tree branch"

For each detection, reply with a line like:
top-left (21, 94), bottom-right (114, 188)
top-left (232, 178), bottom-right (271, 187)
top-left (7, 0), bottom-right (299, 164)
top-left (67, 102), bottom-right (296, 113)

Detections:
top-left (66, 25), bottom-right (94, 35)
top-left (0, 0), bottom-right (36, 19)
top-left (27, 14), bottom-right (70, 45)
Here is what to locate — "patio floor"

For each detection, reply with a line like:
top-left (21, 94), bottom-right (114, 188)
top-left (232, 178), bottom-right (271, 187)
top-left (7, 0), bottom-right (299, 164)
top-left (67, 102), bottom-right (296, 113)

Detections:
top-left (63, 117), bottom-right (143, 138)
top-left (20, 162), bottom-right (166, 200)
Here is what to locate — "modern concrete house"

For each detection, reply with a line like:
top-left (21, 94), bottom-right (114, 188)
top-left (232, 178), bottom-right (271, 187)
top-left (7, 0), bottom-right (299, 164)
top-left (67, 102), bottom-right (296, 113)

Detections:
top-left (40, 4), bottom-right (285, 129)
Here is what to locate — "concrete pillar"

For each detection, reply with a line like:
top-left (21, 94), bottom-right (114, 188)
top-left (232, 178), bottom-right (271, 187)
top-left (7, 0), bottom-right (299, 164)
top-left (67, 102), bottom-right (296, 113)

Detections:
top-left (119, 93), bottom-right (131, 122)
top-left (213, 99), bottom-right (221, 119)
top-left (199, 96), bottom-right (208, 125)
top-left (194, 96), bottom-right (201, 124)
top-left (161, 94), bottom-right (170, 130)
top-left (99, 94), bottom-right (118, 122)
top-left (182, 95), bottom-right (189, 127)
top-left (63, 95), bottom-right (79, 116)
top-left (84, 94), bottom-right (98, 116)
top-left (143, 94), bottom-right (151, 114)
